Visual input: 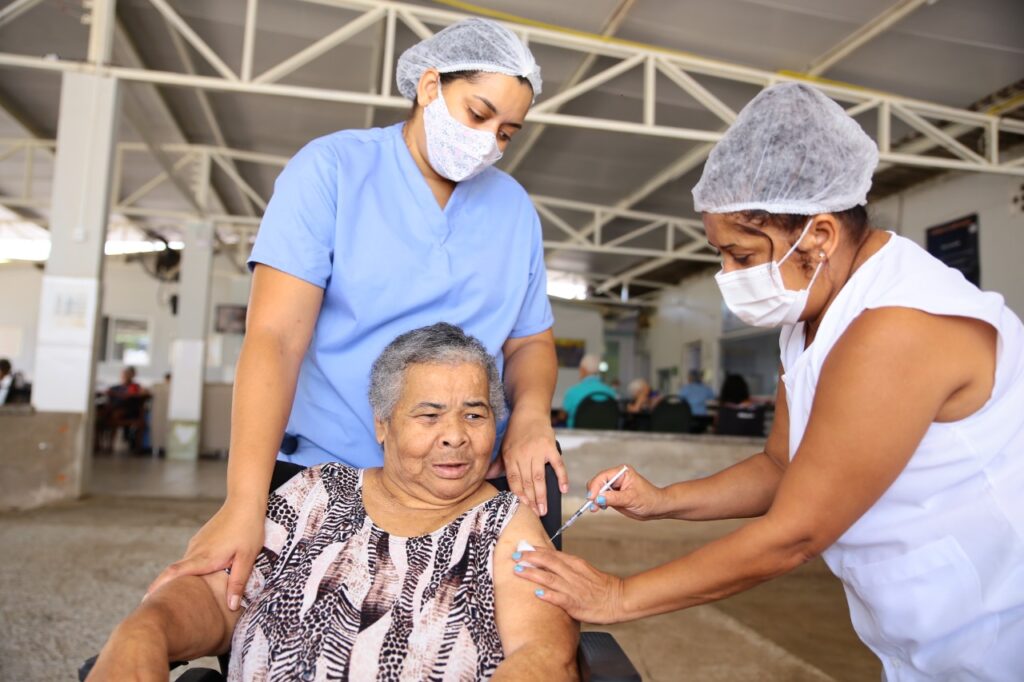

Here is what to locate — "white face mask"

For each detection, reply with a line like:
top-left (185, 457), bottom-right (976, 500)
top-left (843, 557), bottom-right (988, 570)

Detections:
top-left (714, 217), bottom-right (825, 328)
top-left (423, 83), bottom-right (503, 182)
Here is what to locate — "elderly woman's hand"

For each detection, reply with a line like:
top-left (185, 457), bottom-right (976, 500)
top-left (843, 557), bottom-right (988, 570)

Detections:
top-left (493, 412), bottom-right (567, 517)
top-left (512, 548), bottom-right (627, 624)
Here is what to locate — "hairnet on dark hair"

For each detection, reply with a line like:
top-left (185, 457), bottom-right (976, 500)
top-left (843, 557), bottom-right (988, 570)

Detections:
top-left (693, 82), bottom-right (878, 215)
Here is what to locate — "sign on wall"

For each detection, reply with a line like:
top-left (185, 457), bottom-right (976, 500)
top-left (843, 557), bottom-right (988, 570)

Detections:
top-left (926, 214), bottom-right (980, 286)
top-left (214, 304), bottom-right (247, 334)
top-left (554, 338), bottom-right (586, 368)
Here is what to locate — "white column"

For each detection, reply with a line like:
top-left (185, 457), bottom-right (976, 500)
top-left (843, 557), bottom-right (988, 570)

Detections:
top-left (167, 220), bottom-right (215, 460)
top-left (31, 72), bottom-right (120, 494)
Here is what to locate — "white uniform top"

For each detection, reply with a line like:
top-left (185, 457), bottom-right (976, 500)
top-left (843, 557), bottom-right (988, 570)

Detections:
top-left (780, 233), bottom-right (1024, 681)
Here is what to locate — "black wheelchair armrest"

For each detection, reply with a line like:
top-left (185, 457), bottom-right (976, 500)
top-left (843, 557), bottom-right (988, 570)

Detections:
top-left (578, 631), bottom-right (641, 681)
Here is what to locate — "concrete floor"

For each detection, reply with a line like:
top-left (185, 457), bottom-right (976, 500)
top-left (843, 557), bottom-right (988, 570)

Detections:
top-left (0, 455), bottom-right (880, 681)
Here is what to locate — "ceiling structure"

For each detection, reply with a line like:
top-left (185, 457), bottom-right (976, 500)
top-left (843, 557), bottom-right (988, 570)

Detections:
top-left (0, 0), bottom-right (1022, 307)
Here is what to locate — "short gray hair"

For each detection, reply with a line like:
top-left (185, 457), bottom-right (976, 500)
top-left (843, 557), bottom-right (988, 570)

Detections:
top-left (627, 378), bottom-right (648, 398)
top-left (369, 322), bottom-right (507, 422)
top-left (579, 353), bottom-right (602, 374)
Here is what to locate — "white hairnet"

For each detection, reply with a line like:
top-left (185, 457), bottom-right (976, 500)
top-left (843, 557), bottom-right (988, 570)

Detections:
top-left (692, 82), bottom-right (878, 215)
top-left (396, 17), bottom-right (542, 101)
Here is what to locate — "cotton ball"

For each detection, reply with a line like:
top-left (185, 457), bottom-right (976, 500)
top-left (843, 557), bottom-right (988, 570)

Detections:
top-left (516, 539), bottom-right (537, 568)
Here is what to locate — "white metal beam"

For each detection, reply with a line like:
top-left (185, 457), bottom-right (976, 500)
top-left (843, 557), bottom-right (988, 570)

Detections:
top-left (531, 194), bottom-right (714, 264)
top-left (0, 0), bottom-right (1019, 178)
top-left (0, 42), bottom-right (1020, 180)
top-left (121, 89), bottom-right (204, 212)
top-left (542, 140), bottom-right (718, 266)
top-left (502, 0), bottom-right (636, 174)
top-left (86, 0), bottom-right (117, 66)
top-left (891, 103), bottom-right (986, 164)
top-left (531, 54), bottom-right (645, 115)
top-left (240, 0), bottom-right (259, 83)
top-left (0, 138), bottom-right (725, 265)
top-left (146, 0), bottom-right (238, 82)
top-left (396, 8), bottom-right (433, 41)
top-left (210, 152), bottom-right (268, 211)
top-left (2, 0), bottom-right (1023, 287)
top-left (112, 20), bottom-right (226, 215)
top-left (594, 243), bottom-right (708, 294)
top-left (117, 151), bottom-right (195, 207)
top-left (534, 202), bottom-right (589, 245)
top-left (253, 6), bottom-right (385, 85)
top-left (163, 17), bottom-right (257, 217)
top-left (0, 0), bottom-right (45, 30)
top-left (806, 0), bottom-right (934, 77)
top-left (655, 59), bottom-right (738, 125)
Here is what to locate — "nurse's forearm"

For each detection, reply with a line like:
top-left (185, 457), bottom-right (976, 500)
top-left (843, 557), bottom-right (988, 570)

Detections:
top-left (503, 332), bottom-right (557, 419)
top-left (226, 329), bottom-right (307, 504)
top-left (618, 515), bottom-right (813, 620)
top-left (660, 451), bottom-right (785, 521)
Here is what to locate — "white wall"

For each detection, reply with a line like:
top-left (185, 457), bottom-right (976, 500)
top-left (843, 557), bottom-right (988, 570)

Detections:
top-left (872, 172), bottom-right (1024, 315)
top-left (0, 263), bottom-right (43, 379)
top-left (550, 299), bottom-right (605, 408)
top-left (0, 254), bottom-right (251, 388)
top-left (646, 273), bottom-right (723, 395)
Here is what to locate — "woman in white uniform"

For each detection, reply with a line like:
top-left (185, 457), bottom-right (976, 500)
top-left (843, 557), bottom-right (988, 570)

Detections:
top-left (514, 83), bottom-right (1024, 680)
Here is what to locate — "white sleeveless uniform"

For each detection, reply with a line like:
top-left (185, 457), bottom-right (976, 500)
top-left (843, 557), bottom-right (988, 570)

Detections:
top-left (780, 233), bottom-right (1024, 681)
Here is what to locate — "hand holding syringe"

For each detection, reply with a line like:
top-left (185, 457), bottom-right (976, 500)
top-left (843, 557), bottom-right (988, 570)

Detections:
top-left (549, 465), bottom-right (629, 542)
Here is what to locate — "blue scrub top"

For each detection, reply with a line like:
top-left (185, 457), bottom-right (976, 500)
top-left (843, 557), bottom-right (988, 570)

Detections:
top-left (248, 123), bottom-right (553, 467)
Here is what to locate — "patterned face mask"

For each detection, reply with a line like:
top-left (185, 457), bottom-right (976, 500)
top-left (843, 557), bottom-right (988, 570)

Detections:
top-left (423, 83), bottom-right (503, 182)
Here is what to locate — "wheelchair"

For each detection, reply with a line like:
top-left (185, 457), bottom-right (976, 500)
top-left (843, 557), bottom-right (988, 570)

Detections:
top-left (80, 453), bottom-right (641, 681)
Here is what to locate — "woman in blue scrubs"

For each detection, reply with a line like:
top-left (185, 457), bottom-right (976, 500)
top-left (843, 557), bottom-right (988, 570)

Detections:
top-left (151, 18), bottom-right (566, 611)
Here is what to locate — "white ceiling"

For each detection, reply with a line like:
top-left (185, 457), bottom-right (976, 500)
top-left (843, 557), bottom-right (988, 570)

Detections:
top-left (0, 0), bottom-right (1021, 295)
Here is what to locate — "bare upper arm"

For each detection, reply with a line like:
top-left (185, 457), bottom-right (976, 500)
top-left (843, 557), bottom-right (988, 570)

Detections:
top-left (502, 328), bottom-right (554, 360)
top-left (765, 307), bottom-right (993, 554)
top-left (247, 264), bottom-right (324, 356)
top-left (493, 505), bottom-right (578, 661)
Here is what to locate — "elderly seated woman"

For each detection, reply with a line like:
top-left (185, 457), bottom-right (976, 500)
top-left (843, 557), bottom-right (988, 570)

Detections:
top-left (624, 378), bottom-right (659, 415)
top-left (87, 323), bottom-right (578, 681)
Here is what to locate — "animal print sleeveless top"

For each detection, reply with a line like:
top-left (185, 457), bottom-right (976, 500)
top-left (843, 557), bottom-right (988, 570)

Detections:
top-left (229, 463), bottom-right (519, 681)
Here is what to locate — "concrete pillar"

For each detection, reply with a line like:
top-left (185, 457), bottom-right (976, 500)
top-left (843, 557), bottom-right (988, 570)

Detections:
top-left (31, 73), bottom-right (121, 499)
top-left (167, 220), bottom-right (215, 460)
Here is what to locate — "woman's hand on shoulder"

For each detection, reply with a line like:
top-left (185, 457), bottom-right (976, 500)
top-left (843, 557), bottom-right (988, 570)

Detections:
top-left (494, 413), bottom-right (566, 517)
top-left (146, 498), bottom-right (266, 611)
